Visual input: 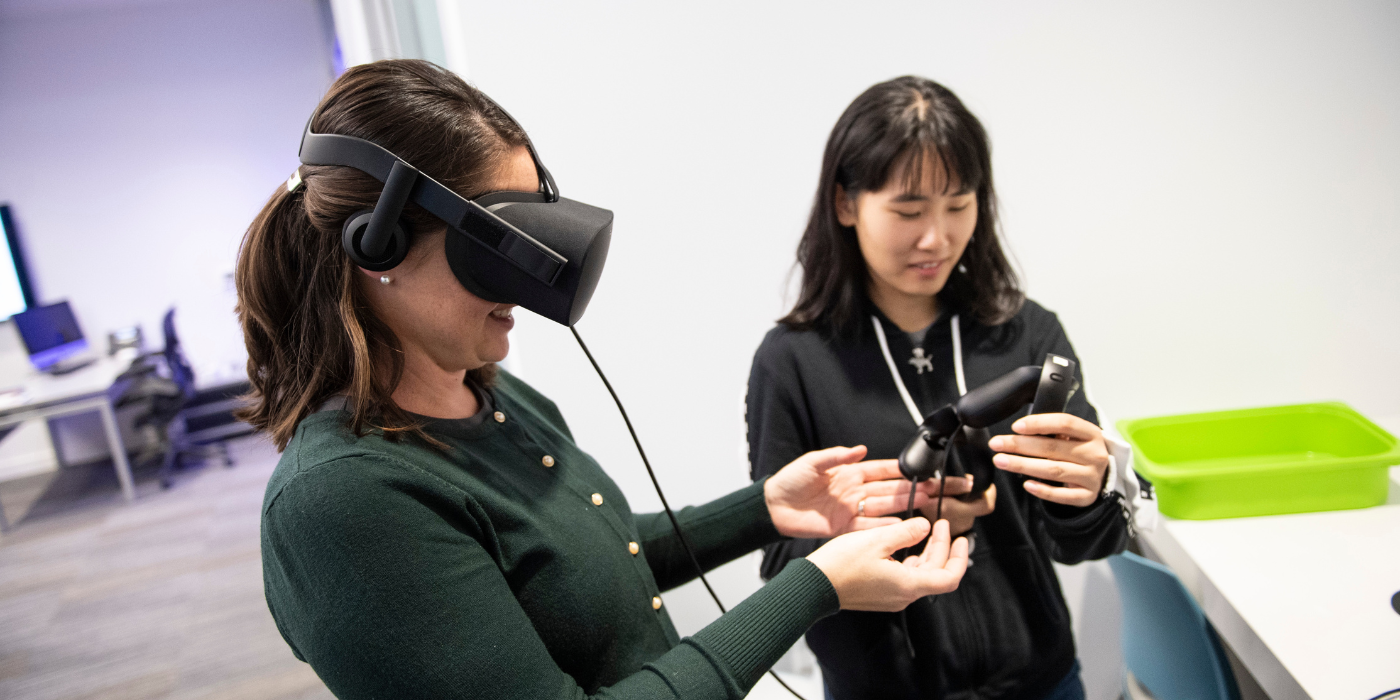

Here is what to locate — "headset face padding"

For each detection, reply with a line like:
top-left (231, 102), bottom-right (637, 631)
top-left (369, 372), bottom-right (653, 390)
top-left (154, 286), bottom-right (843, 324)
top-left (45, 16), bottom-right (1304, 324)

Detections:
top-left (341, 209), bottom-right (409, 272)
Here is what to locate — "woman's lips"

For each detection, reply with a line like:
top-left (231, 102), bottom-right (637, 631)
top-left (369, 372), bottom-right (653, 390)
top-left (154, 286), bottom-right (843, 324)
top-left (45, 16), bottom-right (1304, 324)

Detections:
top-left (910, 261), bottom-right (944, 279)
top-left (489, 306), bottom-right (515, 329)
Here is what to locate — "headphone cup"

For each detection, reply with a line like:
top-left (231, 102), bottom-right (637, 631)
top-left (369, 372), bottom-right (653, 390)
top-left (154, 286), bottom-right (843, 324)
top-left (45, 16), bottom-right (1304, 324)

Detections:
top-left (341, 209), bottom-right (408, 272)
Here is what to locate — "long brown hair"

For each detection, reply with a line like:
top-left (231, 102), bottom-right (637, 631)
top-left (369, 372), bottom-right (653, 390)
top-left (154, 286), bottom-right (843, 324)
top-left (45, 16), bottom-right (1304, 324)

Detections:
top-left (235, 59), bottom-right (526, 450)
top-left (781, 76), bottom-right (1023, 336)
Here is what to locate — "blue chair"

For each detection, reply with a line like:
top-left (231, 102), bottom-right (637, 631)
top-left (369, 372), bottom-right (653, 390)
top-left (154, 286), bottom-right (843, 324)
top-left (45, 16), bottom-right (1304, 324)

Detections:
top-left (114, 309), bottom-right (253, 489)
top-left (1107, 552), bottom-right (1241, 700)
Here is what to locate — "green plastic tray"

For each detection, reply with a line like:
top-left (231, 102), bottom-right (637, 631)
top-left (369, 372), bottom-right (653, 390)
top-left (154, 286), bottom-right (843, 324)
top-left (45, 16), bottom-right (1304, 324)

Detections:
top-left (1117, 402), bottom-right (1398, 520)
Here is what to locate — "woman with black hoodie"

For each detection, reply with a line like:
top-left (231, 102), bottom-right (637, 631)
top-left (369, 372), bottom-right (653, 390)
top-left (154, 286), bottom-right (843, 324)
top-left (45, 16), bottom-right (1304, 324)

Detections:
top-left (746, 76), bottom-right (1131, 700)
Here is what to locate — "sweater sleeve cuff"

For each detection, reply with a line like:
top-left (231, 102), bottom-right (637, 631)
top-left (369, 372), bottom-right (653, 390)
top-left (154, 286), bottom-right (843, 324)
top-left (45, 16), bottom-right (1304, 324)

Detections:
top-left (719, 476), bottom-right (783, 547)
top-left (1041, 490), bottom-right (1124, 534)
top-left (689, 557), bottom-right (839, 692)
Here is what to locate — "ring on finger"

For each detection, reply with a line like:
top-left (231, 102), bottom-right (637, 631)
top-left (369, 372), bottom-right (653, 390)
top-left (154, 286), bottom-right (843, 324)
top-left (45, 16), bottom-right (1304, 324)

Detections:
top-left (857, 499), bottom-right (867, 517)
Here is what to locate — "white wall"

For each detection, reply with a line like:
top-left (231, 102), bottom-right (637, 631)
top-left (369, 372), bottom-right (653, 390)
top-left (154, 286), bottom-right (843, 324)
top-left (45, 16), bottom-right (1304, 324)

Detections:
top-left (446, 2), bottom-right (1400, 697)
top-left (0, 0), bottom-right (336, 389)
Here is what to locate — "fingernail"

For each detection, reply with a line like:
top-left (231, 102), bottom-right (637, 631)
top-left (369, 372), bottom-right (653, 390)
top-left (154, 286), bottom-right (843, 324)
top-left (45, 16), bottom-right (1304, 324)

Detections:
top-left (1012, 419), bottom-right (1026, 431)
top-left (988, 436), bottom-right (1005, 450)
top-left (992, 454), bottom-right (1008, 467)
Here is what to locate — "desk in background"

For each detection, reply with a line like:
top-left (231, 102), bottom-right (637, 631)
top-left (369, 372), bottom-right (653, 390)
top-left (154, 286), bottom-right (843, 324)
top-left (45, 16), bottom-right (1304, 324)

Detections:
top-left (1140, 415), bottom-right (1400, 700)
top-left (0, 354), bottom-right (136, 502)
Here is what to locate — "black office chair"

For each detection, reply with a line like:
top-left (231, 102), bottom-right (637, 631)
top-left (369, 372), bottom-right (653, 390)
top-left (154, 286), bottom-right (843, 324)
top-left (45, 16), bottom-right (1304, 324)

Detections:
top-left (115, 309), bottom-right (254, 489)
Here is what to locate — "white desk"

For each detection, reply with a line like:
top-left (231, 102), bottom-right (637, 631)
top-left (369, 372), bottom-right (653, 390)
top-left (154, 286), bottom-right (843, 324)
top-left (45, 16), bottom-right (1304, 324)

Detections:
top-left (1140, 463), bottom-right (1400, 700)
top-left (0, 354), bottom-right (136, 503)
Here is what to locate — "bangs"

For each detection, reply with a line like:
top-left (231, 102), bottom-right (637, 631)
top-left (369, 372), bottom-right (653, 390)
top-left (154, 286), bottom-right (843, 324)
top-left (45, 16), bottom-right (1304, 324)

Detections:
top-left (891, 137), bottom-right (984, 198)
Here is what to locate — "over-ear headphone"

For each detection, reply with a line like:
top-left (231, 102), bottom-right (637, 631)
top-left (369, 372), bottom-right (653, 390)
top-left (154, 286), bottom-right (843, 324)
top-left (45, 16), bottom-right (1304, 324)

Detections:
top-left (340, 160), bottom-right (418, 271)
top-left (299, 101), bottom-right (613, 325)
top-left (342, 210), bottom-right (407, 271)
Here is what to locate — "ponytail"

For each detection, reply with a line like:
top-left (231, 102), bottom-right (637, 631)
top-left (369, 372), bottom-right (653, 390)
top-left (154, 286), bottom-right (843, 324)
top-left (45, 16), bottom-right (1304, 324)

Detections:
top-left (234, 59), bottom-right (517, 451)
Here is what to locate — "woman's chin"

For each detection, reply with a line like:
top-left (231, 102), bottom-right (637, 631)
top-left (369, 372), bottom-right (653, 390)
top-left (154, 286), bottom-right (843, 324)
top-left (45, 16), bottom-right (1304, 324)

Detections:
top-left (478, 340), bottom-right (510, 366)
top-left (894, 279), bottom-right (949, 299)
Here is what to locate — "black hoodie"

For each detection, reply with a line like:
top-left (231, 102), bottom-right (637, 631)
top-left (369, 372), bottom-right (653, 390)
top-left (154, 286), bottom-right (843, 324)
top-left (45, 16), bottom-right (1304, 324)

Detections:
top-left (746, 298), bottom-right (1129, 700)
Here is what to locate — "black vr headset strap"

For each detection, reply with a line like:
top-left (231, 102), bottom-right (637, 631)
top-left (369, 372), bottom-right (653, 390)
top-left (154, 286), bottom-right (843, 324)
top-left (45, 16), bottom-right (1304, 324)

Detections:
top-left (467, 90), bottom-right (559, 204)
top-left (363, 161), bottom-right (419, 259)
top-left (298, 127), bottom-right (567, 284)
top-left (533, 153), bottom-right (559, 203)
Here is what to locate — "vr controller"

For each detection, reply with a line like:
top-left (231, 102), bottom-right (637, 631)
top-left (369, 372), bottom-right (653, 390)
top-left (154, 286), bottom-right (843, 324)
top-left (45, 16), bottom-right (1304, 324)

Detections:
top-left (897, 354), bottom-right (1080, 494)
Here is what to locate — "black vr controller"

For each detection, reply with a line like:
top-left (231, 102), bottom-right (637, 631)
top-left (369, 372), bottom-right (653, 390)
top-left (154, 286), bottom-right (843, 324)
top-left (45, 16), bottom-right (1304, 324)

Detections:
top-left (897, 354), bottom-right (1080, 494)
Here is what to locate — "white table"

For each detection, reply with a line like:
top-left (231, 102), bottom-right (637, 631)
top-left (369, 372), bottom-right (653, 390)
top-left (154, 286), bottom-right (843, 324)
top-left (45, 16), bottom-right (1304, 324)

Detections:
top-left (1140, 458), bottom-right (1400, 700)
top-left (0, 354), bottom-right (137, 505)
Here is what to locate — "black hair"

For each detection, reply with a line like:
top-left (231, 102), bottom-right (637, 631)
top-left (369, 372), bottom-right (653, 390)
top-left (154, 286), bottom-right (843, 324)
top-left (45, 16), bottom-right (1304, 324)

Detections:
top-left (780, 75), bottom-right (1023, 336)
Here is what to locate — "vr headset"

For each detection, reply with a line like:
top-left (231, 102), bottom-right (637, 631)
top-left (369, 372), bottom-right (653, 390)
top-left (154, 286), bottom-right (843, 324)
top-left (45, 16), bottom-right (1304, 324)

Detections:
top-left (296, 104), bottom-right (613, 326)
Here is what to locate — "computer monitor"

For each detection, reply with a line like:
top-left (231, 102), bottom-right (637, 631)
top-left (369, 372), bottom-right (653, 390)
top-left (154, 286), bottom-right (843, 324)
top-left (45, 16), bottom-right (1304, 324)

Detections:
top-left (13, 301), bottom-right (90, 370)
top-left (0, 205), bottom-right (38, 319)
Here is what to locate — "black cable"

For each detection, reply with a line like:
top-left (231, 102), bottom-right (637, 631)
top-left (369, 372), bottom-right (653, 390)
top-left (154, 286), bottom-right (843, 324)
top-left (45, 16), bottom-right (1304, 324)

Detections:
top-left (934, 425), bottom-right (960, 523)
top-left (900, 474), bottom-right (921, 659)
top-left (898, 425), bottom-right (960, 659)
top-left (905, 476), bottom-right (920, 521)
top-left (570, 327), bottom-right (720, 606)
top-left (935, 471), bottom-right (948, 522)
top-left (571, 327), bottom-right (810, 700)
top-left (908, 429), bottom-right (957, 534)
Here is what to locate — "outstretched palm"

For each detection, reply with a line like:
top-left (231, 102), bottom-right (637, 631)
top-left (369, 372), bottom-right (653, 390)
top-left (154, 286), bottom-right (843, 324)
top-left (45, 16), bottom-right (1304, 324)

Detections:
top-left (763, 446), bottom-right (937, 539)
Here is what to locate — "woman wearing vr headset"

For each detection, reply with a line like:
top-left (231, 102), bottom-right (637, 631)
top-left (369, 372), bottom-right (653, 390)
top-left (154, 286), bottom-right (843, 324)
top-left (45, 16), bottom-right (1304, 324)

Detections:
top-left (237, 60), bottom-right (971, 700)
top-left (745, 76), bottom-right (1131, 699)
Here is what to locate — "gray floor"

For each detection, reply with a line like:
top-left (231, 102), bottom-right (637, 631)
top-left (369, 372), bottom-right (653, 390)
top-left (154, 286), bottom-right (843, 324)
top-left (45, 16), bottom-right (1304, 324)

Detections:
top-left (0, 435), bottom-right (333, 700)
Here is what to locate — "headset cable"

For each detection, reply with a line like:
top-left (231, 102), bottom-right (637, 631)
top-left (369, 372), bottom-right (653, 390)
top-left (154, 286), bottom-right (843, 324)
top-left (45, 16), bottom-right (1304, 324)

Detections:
top-left (571, 326), bottom-right (811, 700)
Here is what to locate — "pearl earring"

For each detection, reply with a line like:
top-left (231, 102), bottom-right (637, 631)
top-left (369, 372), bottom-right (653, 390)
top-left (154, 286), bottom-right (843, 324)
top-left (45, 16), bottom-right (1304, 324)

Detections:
top-left (379, 275), bottom-right (391, 285)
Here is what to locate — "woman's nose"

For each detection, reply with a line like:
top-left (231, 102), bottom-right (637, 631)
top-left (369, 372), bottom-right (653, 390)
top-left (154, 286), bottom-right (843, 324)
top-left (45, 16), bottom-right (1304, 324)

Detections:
top-left (915, 218), bottom-right (945, 250)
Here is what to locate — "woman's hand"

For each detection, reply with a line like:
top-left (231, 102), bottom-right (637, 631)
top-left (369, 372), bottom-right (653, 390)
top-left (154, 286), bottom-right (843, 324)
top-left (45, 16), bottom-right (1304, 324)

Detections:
top-left (917, 476), bottom-right (996, 536)
top-left (988, 413), bottom-right (1110, 508)
top-left (764, 445), bottom-right (938, 539)
top-left (807, 517), bottom-right (969, 611)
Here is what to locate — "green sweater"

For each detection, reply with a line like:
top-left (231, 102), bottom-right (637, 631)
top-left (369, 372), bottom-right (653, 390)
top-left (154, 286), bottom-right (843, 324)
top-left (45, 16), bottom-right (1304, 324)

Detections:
top-left (261, 370), bottom-right (840, 699)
